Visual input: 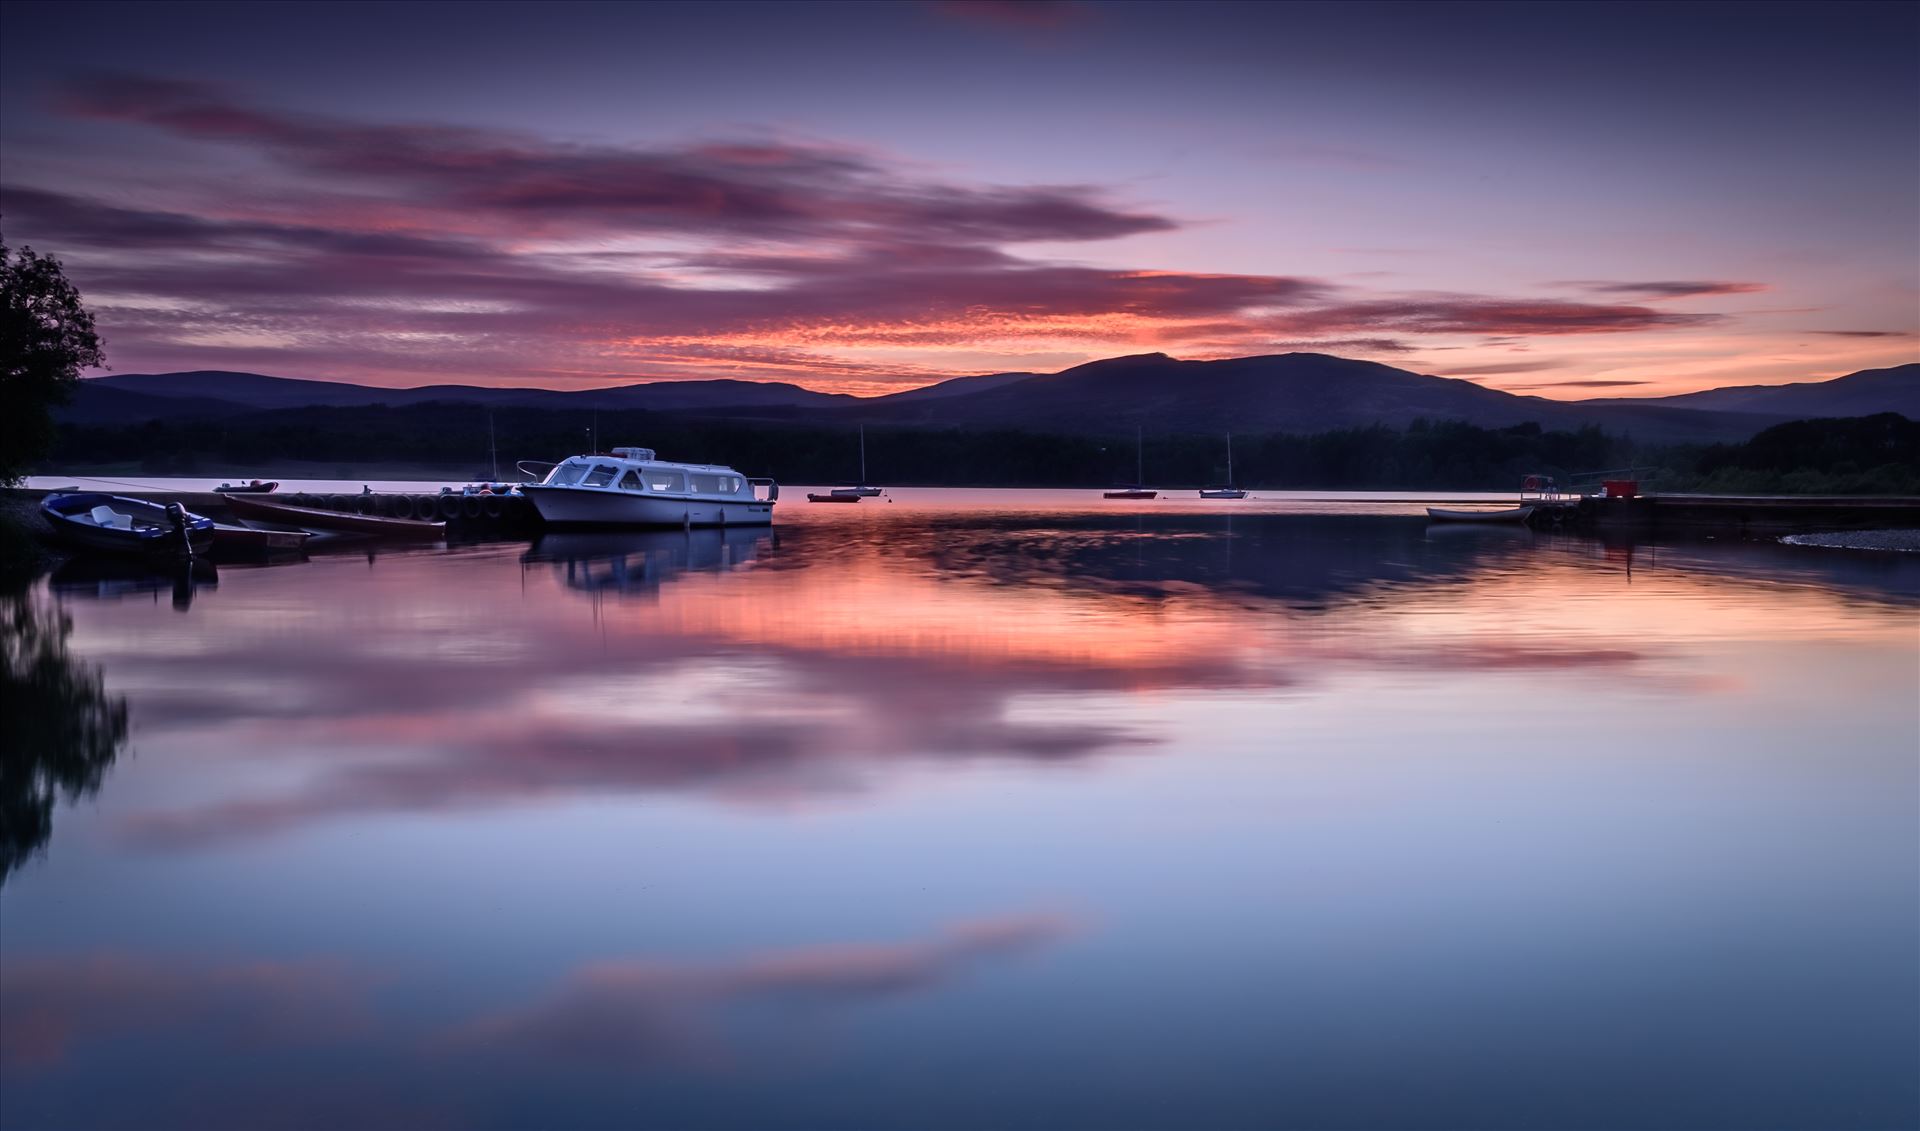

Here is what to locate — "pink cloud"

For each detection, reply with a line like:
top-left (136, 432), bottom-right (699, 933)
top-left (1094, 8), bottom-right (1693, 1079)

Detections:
top-left (2, 75), bottom-right (1774, 392)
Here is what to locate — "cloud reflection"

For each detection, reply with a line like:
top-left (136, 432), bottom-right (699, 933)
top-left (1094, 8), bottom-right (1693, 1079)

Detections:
top-left (2, 913), bottom-right (1073, 1078)
top-left (0, 954), bottom-right (368, 1069)
top-left (451, 913), bottom-right (1075, 1067)
top-left (75, 516), bottom-right (1691, 851)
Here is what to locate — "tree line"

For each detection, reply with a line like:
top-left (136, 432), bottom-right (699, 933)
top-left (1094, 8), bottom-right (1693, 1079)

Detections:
top-left (46, 402), bottom-right (1919, 492)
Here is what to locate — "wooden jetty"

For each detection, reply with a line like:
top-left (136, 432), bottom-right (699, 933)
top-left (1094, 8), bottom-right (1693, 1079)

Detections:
top-left (1576, 493), bottom-right (1920, 533)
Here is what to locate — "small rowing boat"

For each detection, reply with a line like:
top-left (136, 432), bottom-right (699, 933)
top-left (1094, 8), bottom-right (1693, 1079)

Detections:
top-left (40, 492), bottom-right (215, 560)
top-left (1104, 488), bottom-right (1157, 500)
top-left (222, 493), bottom-right (446, 540)
top-left (215, 479), bottom-right (279, 493)
top-left (211, 524), bottom-right (311, 555)
top-left (807, 492), bottom-right (862, 503)
top-left (1425, 506), bottom-right (1535, 524)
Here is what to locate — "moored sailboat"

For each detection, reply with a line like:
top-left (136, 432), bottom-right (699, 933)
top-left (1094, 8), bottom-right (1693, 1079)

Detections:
top-left (1104, 426), bottom-right (1158, 499)
top-left (1199, 433), bottom-right (1247, 499)
top-left (832, 427), bottom-right (883, 497)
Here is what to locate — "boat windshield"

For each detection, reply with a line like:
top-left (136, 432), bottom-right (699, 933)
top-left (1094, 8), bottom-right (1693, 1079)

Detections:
top-left (582, 465), bottom-right (618, 488)
top-left (546, 461), bottom-right (589, 486)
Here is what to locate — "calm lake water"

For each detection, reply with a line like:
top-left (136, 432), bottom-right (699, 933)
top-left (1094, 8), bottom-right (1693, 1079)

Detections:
top-left (4, 491), bottom-right (1916, 1129)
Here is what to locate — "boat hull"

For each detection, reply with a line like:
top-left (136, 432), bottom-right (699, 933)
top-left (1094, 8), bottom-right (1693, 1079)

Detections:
top-left (1104, 490), bottom-right (1158, 499)
top-left (1426, 506), bottom-right (1535, 524)
top-left (808, 493), bottom-right (861, 503)
top-left (211, 524), bottom-right (311, 555)
top-left (1198, 489), bottom-right (1247, 499)
top-left (523, 486), bottom-right (775, 527)
top-left (40, 493), bottom-right (215, 560)
top-left (222, 494), bottom-right (447, 539)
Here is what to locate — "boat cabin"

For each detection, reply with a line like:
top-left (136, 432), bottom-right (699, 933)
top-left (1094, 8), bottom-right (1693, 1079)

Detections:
top-left (539, 448), bottom-right (765, 500)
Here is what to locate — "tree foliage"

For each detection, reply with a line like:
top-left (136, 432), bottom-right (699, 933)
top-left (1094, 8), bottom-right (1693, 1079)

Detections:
top-left (1, 239), bottom-right (105, 485)
top-left (52, 403), bottom-right (1641, 490)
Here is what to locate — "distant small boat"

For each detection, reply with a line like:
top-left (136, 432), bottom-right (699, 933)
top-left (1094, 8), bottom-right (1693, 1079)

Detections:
top-left (215, 480), bottom-right (279, 493)
top-left (222, 493), bottom-right (446, 540)
top-left (808, 492), bottom-right (862, 503)
top-left (40, 492), bottom-right (215, 560)
top-left (1105, 426), bottom-right (1156, 499)
top-left (1199, 433), bottom-right (1247, 498)
top-left (833, 426), bottom-right (884, 497)
top-left (1426, 506), bottom-right (1535, 524)
top-left (211, 523), bottom-right (311, 555)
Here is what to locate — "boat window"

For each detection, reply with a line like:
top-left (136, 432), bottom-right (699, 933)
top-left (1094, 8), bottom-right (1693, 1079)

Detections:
top-left (645, 469), bottom-right (687, 493)
top-left (546, 461), bottom-right (588, 486)
top-left (618, 470), bottom-right (644, 491)
top-left (582, 464), bottom-right (618, 488)
top-left (690, 474), bottom-right (724, 494)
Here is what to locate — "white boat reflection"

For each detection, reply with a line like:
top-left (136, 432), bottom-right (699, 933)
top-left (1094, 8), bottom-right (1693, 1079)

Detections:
top-left (522, 526), bottom-right (773, 598)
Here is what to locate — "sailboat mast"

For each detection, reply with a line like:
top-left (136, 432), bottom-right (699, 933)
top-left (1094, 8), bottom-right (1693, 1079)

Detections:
top-left (1226, 432), bottom-right (1233, 486)
top-left (860, 425), bottom-right (867, 484)
top-left (1136, 424), bottom-right (1144, 485)
top-left (489, 412), bottom-right (499, 481)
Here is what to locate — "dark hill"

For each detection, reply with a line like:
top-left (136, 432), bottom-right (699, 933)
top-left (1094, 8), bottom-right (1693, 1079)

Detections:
top-left (1592, 363), bottom-right (1919, 417)
top-left (84, 371), bottom-right (855, 414)
top-left (847, 352), bottom-right (1772, 441)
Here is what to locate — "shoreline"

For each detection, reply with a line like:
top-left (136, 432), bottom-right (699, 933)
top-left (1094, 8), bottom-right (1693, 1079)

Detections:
top-left (1781, 529), bottom-right (1920, 553)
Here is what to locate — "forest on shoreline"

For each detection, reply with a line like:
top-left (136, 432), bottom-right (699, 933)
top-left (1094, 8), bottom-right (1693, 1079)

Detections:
top-left (46, 406), bottom-right (1920, 495)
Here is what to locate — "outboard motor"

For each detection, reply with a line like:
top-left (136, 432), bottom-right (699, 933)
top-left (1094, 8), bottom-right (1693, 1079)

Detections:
top-left (165, 502), bottom-right (195, 559)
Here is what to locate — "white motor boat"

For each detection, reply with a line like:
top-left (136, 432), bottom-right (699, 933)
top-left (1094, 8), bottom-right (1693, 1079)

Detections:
top-left (521, 447), bottom-right (777, 527)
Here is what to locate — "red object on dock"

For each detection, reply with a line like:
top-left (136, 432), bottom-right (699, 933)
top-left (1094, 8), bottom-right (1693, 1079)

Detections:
top-left (1604, 480), bottom-right (1640, 498)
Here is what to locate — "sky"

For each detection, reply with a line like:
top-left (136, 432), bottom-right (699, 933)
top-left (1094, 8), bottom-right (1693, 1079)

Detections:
top-left (1, 0), bottom-right (1915, 398)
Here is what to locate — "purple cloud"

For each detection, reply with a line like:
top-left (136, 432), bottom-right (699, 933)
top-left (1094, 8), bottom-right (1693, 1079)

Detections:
top-left (60, 73), bottom-right (1165, 246)
top-left (927, 1), bottom-right (1089, 30)
top-left (3, 74), bottom-right (1766, 390)
top-left (1562, 280), bottom-right (1768, 300)
top-left (1273, 298), bottom-right (1719, 337)
top-left (1439, 360), bottom-right (1573, 376)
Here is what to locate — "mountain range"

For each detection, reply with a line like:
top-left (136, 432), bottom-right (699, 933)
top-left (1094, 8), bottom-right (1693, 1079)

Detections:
top-left (62, 354), bottom-right (1919, 442)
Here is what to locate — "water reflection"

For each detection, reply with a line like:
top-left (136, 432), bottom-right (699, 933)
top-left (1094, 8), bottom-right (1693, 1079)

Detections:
top-left (48, 557), bottom-right (218, 612)
top-left (3, 508), bottom-right (1915, 1129)
top-left (0, 589), bottom-right (129, 882)
top-left (524, 527), bottom-right (773, 599)
top-left (43, 515), bottom-right (1920, 853)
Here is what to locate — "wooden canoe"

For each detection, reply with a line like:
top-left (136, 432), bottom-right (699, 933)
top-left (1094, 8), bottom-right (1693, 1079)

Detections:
top-left (211, 523), bottom-right (312, 554)
top-left (1425, 506), bottom-right (1535, 524)
top-left (221, 493), bottom-right (446, 539)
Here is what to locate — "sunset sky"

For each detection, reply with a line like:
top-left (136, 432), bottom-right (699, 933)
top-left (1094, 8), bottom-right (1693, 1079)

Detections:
top-left (2, 0), bottom-right (1915, 398)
